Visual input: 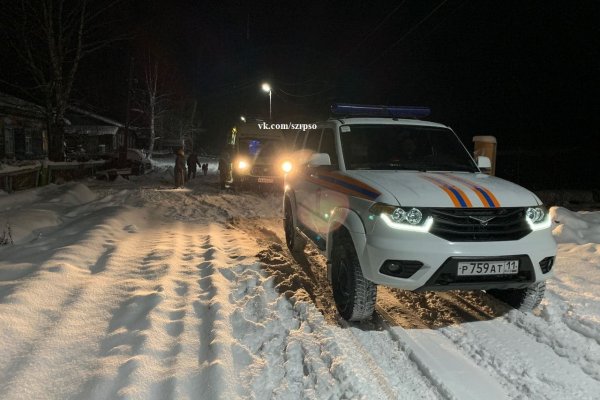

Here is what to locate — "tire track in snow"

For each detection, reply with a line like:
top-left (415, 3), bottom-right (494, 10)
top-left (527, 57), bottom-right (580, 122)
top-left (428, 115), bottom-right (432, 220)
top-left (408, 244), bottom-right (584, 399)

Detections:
top-left (500, 293), bottom-right (600, 383)
top-left (373, 287), bottom-right (510, 400)
top-left (76, 232), bottom-right (171, 400)
top-left (191, 224), bottom-right (242, 399)
top-left (438, 315), bottom-right (600, 399)
top-left (228, 222), bottom-right (446, 399)
top-left (338, 317), bottom-right (442, 400)
top-left (373, 303), bottom-right (507, 400)
top-left (104, 225), bottom-right (203, 400)
top-left (130, 227), bottom-right (189, 400)
top-left (440, 288), bottom-right (600, 383)
top-left (224, 260), bottom-right (370, 399)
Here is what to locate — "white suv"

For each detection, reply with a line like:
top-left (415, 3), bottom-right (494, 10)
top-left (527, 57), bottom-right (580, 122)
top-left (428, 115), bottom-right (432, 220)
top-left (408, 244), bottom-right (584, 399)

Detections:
top-left (283, 104), bottom-right (556, 321)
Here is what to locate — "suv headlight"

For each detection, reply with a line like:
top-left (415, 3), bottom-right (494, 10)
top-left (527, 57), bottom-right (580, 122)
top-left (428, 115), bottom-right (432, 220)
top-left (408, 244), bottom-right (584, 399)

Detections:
top-left (526, 206), bottom-right (551, 230)
top-left (370, 203), bottom-right (433, 232)
top-left (236, 159), bottom-right (249, 172)
top-left (281, 160), bottom-right (292, 173)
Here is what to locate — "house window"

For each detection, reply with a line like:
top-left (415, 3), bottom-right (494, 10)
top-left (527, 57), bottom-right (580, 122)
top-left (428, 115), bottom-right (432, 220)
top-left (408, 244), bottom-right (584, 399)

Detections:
top-left (0, 123), bottom-right (4, 157)
top-left (25, 129), bottom-right (33, 154)
top-left (4, 128), bottom-right (14, 156)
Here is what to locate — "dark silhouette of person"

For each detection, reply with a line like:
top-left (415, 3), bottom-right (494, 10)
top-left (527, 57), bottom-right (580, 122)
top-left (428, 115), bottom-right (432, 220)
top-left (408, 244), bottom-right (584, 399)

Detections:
top-left (174, 148), bottom-right (186, 188)
top-left (202, 163), bottom-right (208, 176)
top-left (187, 152), bottom-right (201, 180)
top-left (218, 154), bottom-right (230, 189)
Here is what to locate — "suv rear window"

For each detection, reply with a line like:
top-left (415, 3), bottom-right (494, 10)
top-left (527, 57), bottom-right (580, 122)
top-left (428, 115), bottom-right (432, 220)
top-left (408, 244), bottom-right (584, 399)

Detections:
top-left (340, 125), bottom-right (478, 172)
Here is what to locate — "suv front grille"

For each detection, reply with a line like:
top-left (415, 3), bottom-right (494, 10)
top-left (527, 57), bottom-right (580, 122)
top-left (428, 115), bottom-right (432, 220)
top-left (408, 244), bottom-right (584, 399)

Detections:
top-left (251, 165), bottom-right (275, 176)
top-left (429, 207), bottom-right (531, 242)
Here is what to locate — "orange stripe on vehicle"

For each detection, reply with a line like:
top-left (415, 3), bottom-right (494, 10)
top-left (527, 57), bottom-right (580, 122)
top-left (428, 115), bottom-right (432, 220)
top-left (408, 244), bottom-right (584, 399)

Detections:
top-left (311, 171), bottom-right (381, 200)
top-left (420, 174), bottom-right (472, 208)
top-left (321, 171), bottom-right (381, 194)
top-left (306, 174), bottom-right (377, 200)
top-left (441, 174), bottom-right (501, 208)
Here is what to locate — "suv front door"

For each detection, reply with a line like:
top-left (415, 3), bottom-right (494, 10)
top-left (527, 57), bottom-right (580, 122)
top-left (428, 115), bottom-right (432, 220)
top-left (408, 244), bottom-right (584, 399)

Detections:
top-left (293, 128), bottom-right (323, 245)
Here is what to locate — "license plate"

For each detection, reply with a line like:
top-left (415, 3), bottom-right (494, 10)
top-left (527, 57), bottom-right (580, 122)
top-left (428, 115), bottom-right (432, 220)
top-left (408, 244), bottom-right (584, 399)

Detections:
top-left (257, 177), bottom-right (274, 183)
top-left (457, 260), bottom-right (519, 276)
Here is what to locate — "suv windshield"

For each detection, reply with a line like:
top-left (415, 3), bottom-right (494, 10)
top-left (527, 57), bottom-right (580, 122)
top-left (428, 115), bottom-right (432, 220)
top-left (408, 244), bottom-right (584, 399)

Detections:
top-left (340, 124), bottom-right (478, 172)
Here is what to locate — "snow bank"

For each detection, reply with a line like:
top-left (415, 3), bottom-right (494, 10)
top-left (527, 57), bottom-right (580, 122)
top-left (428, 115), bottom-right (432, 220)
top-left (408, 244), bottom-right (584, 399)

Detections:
top-left (0, 182), bottom-right (99, 243)
top-left (551, 206), bottom-right (600, 244)
top-left (50, 183), bottom-right (97, 205)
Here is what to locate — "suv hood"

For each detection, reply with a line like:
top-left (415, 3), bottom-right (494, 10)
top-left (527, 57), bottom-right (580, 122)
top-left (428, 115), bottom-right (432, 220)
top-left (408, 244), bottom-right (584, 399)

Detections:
top-left (347, 170), bottom-right (541, 208)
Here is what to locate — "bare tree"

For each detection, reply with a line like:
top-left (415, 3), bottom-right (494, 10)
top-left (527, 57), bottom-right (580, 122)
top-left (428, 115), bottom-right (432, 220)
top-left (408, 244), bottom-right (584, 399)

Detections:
top-left (1, 0), bottom-right (124, 161)
top-left (136, 55), bottom-right (172, 159)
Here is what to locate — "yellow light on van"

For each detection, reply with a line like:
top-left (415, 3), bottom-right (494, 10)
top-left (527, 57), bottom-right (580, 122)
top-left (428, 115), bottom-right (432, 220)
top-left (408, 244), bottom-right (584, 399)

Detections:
top-left (238, 160), bottom-right (249, 170)
top-left (281, 161), bottom-right (293, 173)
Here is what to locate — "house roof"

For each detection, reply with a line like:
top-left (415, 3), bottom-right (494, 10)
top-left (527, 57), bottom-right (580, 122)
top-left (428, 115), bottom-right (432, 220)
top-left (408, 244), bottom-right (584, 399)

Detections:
top-left (64, 125), bottom-right (119, 136)
top-left (66, 106), bottom-right (124, 127)
top-left (0, 93), bottom-right (46, 119)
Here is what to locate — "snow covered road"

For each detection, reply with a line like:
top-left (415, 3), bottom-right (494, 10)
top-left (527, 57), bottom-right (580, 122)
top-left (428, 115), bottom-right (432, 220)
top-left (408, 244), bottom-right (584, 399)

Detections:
top-left (1, 169), bottom-right (599, 399)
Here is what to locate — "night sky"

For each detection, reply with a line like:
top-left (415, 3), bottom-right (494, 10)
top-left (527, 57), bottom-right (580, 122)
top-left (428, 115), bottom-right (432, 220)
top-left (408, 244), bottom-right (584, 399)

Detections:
top-left (4, 0), bottom-right (600, 188)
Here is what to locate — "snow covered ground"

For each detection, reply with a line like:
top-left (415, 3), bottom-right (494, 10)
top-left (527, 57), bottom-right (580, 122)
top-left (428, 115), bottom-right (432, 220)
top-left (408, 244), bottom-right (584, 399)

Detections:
top-left (1, 161), bottom-right (599, 399)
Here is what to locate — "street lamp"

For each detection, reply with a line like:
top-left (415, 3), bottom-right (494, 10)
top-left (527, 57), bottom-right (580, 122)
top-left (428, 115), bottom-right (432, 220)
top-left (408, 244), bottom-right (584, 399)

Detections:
top-left (262, 82), bottom-right (272, 120)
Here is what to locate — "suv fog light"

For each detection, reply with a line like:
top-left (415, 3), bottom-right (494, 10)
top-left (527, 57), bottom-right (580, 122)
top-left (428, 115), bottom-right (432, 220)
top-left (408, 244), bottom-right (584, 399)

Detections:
top-left (380, 260), bottom-right (424, 278)
top-left (387, 262), bottom-right (402, 272)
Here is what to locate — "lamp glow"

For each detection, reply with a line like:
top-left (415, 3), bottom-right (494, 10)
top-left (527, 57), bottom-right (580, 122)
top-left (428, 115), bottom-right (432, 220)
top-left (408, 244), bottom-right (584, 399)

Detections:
top-left (281, 161), bottom-right (292, 173)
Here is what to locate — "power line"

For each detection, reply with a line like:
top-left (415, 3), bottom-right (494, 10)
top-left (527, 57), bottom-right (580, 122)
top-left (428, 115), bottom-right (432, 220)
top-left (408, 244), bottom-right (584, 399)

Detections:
top-left (366, 0), bottom-right (450, 69)
top-left (277, 86), bottom-right (334, 98)
top-left (338, 1), bottom-right (409, 61)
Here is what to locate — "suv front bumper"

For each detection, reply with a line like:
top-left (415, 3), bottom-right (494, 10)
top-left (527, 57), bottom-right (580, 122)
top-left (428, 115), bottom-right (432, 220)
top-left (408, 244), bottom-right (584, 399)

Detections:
top-left (357, 221), bottom-right (556, 291)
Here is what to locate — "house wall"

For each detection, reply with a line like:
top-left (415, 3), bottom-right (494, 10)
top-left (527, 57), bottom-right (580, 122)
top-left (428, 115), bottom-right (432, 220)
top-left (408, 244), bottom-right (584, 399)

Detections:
top-left (0, 115), bottom-right (46, 160)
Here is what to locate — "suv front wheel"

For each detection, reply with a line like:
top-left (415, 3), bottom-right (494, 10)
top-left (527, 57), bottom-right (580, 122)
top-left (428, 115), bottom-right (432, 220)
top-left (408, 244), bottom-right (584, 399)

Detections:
top-left (488, 281), bottom-right (546, 312)
top-left (331, 232), bottom-right (377, 321)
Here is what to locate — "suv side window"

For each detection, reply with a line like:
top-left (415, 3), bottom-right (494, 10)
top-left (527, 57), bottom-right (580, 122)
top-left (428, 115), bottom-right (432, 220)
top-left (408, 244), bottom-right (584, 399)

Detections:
top-left (319, 128), bottom-right (338, 168)
top-left (304, 129), bottom-right (322, 152)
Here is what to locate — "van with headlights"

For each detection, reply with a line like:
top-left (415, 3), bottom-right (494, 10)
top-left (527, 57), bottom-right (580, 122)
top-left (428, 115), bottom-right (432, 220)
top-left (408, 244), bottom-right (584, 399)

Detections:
top-left (228, 122), bottom-right (289, 191)
top-left (283, 104), bottom-right (556, 321)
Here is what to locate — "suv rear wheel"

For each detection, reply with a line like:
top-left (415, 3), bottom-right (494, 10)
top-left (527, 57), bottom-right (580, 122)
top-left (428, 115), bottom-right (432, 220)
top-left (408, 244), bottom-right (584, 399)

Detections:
top-left (488, 281), bottom-right (546, 312)
top-left (284, 200), bottom-right (306, 253)
top-left (331, 232), bottom-right (377, 321)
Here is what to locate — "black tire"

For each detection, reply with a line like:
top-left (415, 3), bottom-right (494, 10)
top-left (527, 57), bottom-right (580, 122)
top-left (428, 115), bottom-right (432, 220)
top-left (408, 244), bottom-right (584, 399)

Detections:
top-left (284, 200), bottom-right (306, 253)
top-left (488, 281), bottom-right (546, 312)
top-left (331, 232), bottom-right (377, 321)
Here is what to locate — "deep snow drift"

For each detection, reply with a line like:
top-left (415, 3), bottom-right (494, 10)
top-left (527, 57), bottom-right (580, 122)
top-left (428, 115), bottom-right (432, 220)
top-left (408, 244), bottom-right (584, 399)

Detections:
top-left (1, 166), bottom-right (599, 399)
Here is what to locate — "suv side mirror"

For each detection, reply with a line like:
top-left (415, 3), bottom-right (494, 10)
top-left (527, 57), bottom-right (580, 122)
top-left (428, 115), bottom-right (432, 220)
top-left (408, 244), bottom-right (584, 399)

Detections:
top-left (308, 153), bottom-right (331, 167)
top-left (477, 156), bottom-right (492, 172)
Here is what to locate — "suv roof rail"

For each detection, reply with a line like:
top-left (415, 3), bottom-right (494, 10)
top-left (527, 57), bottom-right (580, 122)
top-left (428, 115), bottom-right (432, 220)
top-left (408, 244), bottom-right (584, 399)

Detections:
top-left (330, 103), bottom-right (431, 119)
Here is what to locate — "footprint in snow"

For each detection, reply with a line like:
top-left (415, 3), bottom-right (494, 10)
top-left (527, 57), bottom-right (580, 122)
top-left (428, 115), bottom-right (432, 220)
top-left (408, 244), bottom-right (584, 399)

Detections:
top-left (123, 224), bottom-right (138, 233)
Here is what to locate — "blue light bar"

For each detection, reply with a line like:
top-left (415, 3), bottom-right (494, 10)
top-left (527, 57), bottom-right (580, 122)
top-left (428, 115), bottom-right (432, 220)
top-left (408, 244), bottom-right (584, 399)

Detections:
top-left (331, 103), bottom-right (431, 119)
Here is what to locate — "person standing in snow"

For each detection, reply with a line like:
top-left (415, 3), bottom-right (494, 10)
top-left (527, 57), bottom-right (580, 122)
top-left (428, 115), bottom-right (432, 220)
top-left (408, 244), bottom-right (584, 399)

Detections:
top-left (174, 148), bottom-right (187, 188)
top-left (218, 153), bottom-right (230, 189)
top-left (202, 163), bottom-right (208, 176)
top-left (187, 152), bottom-right (201, 180)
